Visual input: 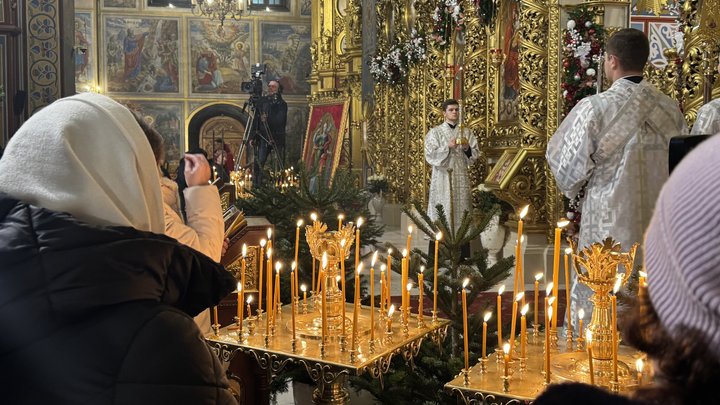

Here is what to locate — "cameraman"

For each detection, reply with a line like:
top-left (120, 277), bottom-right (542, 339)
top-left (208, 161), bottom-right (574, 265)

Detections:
top-left (251, 80), bottom-right (287, 186)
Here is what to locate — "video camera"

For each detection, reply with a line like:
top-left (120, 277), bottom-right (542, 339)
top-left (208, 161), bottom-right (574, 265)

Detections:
top-left (241, 63), bottom-right (266, 98)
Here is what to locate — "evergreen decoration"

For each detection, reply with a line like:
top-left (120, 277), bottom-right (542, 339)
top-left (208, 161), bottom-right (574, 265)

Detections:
top-left (350, 202), bottom-right (513, 403)
top-left (561, 6), bottom-right (605, 116)
top-left (370, 30), bottom-right (428, 85)
top-left (430, 0), bottom-right (466, 49)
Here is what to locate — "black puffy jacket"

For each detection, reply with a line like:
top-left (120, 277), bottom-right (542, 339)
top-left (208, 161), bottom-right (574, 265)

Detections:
top-left (0, 193), bottom-right (239, 404)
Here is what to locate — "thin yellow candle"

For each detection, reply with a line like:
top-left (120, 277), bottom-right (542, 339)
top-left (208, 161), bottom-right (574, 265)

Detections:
top-left (534, 273), bottom-right (543, 327)
top-left (553, 220), bottom-right (570, 328)
top-left (405, 283), bottom-right (412, 324)
top-left (340, 239), bottom-right (347, 335)
top-left (380, 264), bottom-right (387, 313)
top-left (578, 308), bottom-right (585, 341)
top-left (241, 244), bottom-right (247, 307)
top-left (433, 232), bottom-right (442, 316)
top-left (246, 296), bottom-right (253, 323)
top-left (418, 266), bottom-right (425, 323)
top-left (237, 282), bottom-right (243, 330)
top-left (636, 358), bottom-right (644, 386)
top-left (612, 277), bottom-right (621, 383)
top-left (482, 312), bottom-right (491, 358)
top-left (294, 220), bottom-right (303, 296)
top-left (546, 306), bottom-right (553, 383)
top-left (354, 217), bottom-right (364, 271)
top-left (258, 239), bottom-right (266, 313)
top-left (321, 273), bottom-right (327, 344)
top-left (461, 278), bottom-right (470, 371)
top-left (301, 284), bottom-right (307, 307)
top-left (638, 270), bottom-right (647, 316)
top-left (387, 304), bottom-right (395, 332)
top-left (311, 213), bottom-right (318, 294)
top-left (514, 205), bottom-right (529, 299)
top-left (266, 247), bottom-right (273, 323)
top-left (520, 303), bottom-right (528, 358)
top-left (386, 248), bottom-right (393, 310)
top-left (291, 261), bottom-right (297, 303)
top-left (509, 292), bottom-right (524, 354)
top-left (503, 342), bottom-right (511, 377)
top-left (564, 247), bottom-right (572, 332)
top-left (213, 305), bottom-right (219, 328)
top-left (338, 213), bottom-right (344, 230)
top-left (371, 252), bottom-right (378, 341)
top-left (291, 270), bottom-right (296, 340)
top-left (586, 329), bottom-right (595, 385)
top-left (520, 235), bottom-right (526, 307)
top-left (546, 282), bottom-right (554, 330)
top-left (274, 263), bottom-right (281, 325)
top-left (406, 225), bottom-right (413, 257)
top-left (402, 249), bottom-right (409, 318)
top-left (267, 227), bottom-right (273, 250)
top-left (497, 285), bottom-right (505, 347)
top-left (352, 263), bottom-right (363, 352)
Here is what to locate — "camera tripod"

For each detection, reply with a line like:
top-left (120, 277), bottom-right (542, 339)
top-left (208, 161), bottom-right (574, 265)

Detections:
top-left (236, 97), bottom-right (285, 187)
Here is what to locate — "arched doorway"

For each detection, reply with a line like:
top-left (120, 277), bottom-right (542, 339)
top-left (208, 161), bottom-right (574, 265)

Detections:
top-left (187, 103), bottom-right (251, 169)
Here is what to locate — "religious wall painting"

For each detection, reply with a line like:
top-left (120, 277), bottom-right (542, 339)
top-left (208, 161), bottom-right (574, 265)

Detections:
top-left (260, 22), bottom-right (312, 95)
top-left (103, 16), bottom-right (181, 95)
top-left (302, 99), bottom-right (349, 186)
top-left (74, 11), bottom-right (94, 92)
top-left (300, 0), bottom-right (312, 16)
top-left (188, 19), bottom-right (253, 96)
top-left (484, 149), bottom-right (525, 189)
top-left (103, 0), bottom-right (138, 8)
top-left (286, 104), bottom-right (310, 164)
top-left (118, 99), bottom-right (185, 166)
top-left (498, 0), bottom-right (521, 123)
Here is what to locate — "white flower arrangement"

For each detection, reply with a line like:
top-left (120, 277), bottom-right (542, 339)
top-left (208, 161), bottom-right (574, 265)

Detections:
top-left (430, 0), bottom-right (465, 48)
top-left (370, 30), bottom-right (427, 85)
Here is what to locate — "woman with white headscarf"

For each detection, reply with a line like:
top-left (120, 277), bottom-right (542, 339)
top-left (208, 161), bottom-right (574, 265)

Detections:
top-left (0, 93), bottom-right (238, 404)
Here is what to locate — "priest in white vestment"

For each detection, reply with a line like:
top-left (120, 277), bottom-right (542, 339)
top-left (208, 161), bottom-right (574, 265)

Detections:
top-left (691, 98), bottom-right (720, 135)
top-left (547, 29), bottom-right (688, 325)
top-left (425, 99), bottom-right (480, 234)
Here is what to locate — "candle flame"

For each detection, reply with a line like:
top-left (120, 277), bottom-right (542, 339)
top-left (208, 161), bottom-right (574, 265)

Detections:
top-left (388, 304), bottom-right (395, 316)
top-left (613, 276), bottom-right (622, 294)
top-left (636, 358), bottom-right (644, 373)
top-left (436, 231), bottom-right (443, 241)
top-left (267, 248), bottom-right (272, 258)
top-left (372, 251), bottom-right (378, 266)
top-left (503, 342), bottom-right (511, 354)
top-left (548, 306), bottom-right (554, 320)
top-left (322, 252), bottom-right (328, 269)
top-left (521, 303), bottom-right (529, 315)
top-left (586, 329), bottom-right (592, 343)
top-left (388, 247), bottom-right (393, 254)
top-left (535, 273), bottom-right (543, 281)
top-left (237, 282), bottom-right (242, 292)
top-left (408, 225), bottom-right (413, 234)
top-left (296, 219), bottom-right (304, 227)
top-left (402, 249), bottom-right (408, 258)
top-left (549, 297), bottom-right (556, 306)
top-left (357, 262), bottom-right (364, 275)
top-left (557, 219), bottom-right (570, 228)
top-left (407, 282), bottom-right (412, 291)
top-left (247, 295), bottom-right (253, 304)
top-left (519, 205), bottom-right (529, 219)
top-left (579, 308), bottom-right (585, 319)
top-left (310, 212), bottom-right (318, 222)
top-left (267, 228), bottom-right (272, 238)
top-left (260, 238), bottom-right (267, 247)
top-left (498, 285), bottom-right (506, 295)
top-left (515, 292), bottom-right (525, 302)
top-left (462, 278), bottom-right (470, 288)
top-left (484, 312), bottom-right (492, 322)
top-left (340, 239), bottom-right (346, 248)
top-left (546, 282), bottom-right (554, 295)
top-left (639, 270), bottom-right (647, 278)
top-left (381, 264), bottom-right (387, 272)
top-left (338, 214), bottom-right (344, 221)
top-left (420, 265), bottom-right (425, 274)
top-left (357, 217), bottom-right (364, 227)
top-left (291, 261), bottom-right (297, 270)
top-left (242, 243), bottom-right (247, 257)
top-left (565, 247), bottom-right (572, 255)
top-left (275, 261), bottom-right (281, 272)
top-left (301, 284), bottom-right (307, 292)
top-left (336, 275), bottom-right (341, 282)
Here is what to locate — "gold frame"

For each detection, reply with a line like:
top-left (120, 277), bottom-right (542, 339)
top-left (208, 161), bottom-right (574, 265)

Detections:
top-left (484, 149), bottom-right (526, 190)
top-left (302, 96), bottom-right (350, 184)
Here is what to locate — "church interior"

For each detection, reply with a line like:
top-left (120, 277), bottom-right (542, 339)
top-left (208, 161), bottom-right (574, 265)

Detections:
top-left (1, 0), bottom-right (720, 403)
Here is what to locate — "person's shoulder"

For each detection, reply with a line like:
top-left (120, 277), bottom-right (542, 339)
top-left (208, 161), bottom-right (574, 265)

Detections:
top-left (535, 383), bottom-right (644, 405)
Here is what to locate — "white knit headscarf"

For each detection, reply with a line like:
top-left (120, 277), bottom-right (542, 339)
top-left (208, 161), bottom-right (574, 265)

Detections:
top-left (645, 134), bottom-right (720, 359)
top-left (0, 93), bottom-right (164, 233)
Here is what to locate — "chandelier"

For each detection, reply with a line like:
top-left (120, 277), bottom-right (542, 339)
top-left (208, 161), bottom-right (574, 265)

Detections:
top-left (191, 0), bottom-right (248, 28)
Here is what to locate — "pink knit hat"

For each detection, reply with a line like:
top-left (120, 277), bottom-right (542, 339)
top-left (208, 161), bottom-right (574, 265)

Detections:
top-left (644, 134), bottom-right (720, 358)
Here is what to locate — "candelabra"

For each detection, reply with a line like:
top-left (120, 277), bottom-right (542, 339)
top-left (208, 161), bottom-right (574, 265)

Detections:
top-left (191, 0), bottom-right (248, 29)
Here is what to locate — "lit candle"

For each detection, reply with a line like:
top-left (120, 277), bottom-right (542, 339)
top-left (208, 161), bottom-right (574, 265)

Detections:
top-left (352, 263), bottom-right (363, 352)
top-left (546, 306), bottom-right (553, 384)
top-left (638, 270), bottom-right (647, 315)
top-left (612, 276), bottom-right (621, 383)
top-left (340, 239), bottom-right (347, 335)
top-left (503, 342), bottom-right (511, 377)
top-left (338, 213), bottom-right (344, 230)
top-left (371, 252), bottom-right (378, 341)
top-left (301, 284), bottom-right (307, 307)
top-left (564, 247), bottom-right (572, 334)
top-left (636, 358), bottom-right (644, 386)
top-left (321, 273), bottom-right (327, 344)
top-left (241, 244), bottom-right (247, 308)
top-left (294, 220), bottom-right (303, 296)
top-left (418, 266), bottom-right (425, 323)
top-left (274, 262), bottom-right (281, 326)
top-left (401, 249), bottom-right (408, 319)
top-left (354, 217), bottom-right (364, 271)
top-left (291, 269), bottom-right (296, 340)
top-left (387, 248), bottom-right (393, 310)
top-left (509, 292), bottom-right (524, 355)
top-left (259, 239), bottom-right (266, 314)
top-left (380, 264), bottom-right (387, 313)
top-left (534, 273), bottom-right (543, 328)
top-left (520, 303), bottom-right (528, 358)
top-left (433, 232), bottom-right (442, 317)
top-left (311, 213), bottom-right (318, 294)
top-left (291, 261), bottom-right (297, 303)
top-left (578, 308), bottom-right (585, 342)
top-left (482, 312), bottom-right (491, 359)
top-left (586, 329), bottom-right (595, 385)
top-left (266, 247), bottom-right (273, 326)
top-left (405, 283), bottom-right (412, 324)
top-left (246, 296), bottom-right (253, 323)
top-left (461, 278), bottom-right (470, 371)
top-left (497, 285), bottom-right (505, 348)
top-left (406, 225), bottom-right (413, 257)
top-left (387, 304), bottom-right (395, 332)
top-left (237, 282), bottom-right (243, 333)
top-left (553, 220), bottom-right (569, 328)
top-left (514, 205), bottom-right (529, 299)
